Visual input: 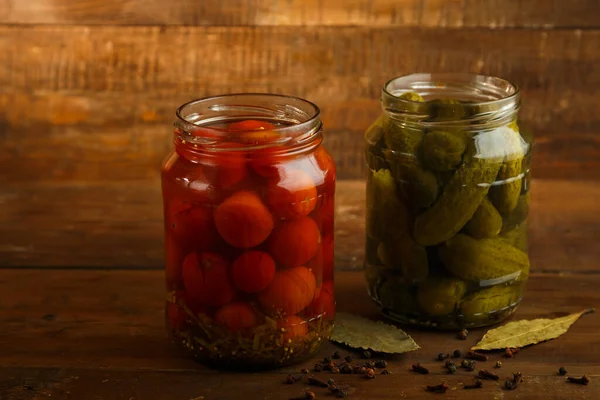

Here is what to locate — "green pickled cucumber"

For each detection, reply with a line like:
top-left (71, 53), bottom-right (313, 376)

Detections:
top-left (490, 126), bottom-right (529, 214)
top-left (429, 98), bottom-right (467, 121)
top-left (366, 169), bottom-right (411, 241)
top-left (413, 140), bottom-right (503, 246)
top-left (500, 221), bottom-right (528, 252)
top-left (384, 150), bottom-right (439, 209)
top-left (399, 92), bottom-right (425, 102)
top-left (377, 276), bottom-right (419, 315)
top-left (464, 197), bottom-right (503, 238)
top-left (501, 193), bottom-right (529, 233)
top-left (383, 122), bottom-right (424, 155)
top-left (417, 277), bottom-right (466, 316)
top-left (460, 285), bottom-right (522, 322)
top-left (439, 234), bottom-right (530, 284)
top-left (377, 241), bottom-right (429, 282)
top-left (365, 116), bottom-right (388, 171)
top-left (421, 130), bottom-right (468, 171)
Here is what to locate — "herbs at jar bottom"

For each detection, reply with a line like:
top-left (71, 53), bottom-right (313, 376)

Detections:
top-left (166, 296), bottom-right (333, 369)
top-left (364, 92), bottom-right (532, 329)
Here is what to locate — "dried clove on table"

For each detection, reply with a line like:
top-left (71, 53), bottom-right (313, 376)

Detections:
top-left (567, 375), bottom-right (591, 386)
top-left (426, 383), bottom-right (449, 393)
top-left (464, 379), bottom-right (483, 389)
top-left (412, 363), bottom-right (429, 374)
top-left (504, 372), bottom-right (523, 390)
top-left (478, 369), bottom-right (500, 381)
top-left (466, 351), bottom-right (489, 361)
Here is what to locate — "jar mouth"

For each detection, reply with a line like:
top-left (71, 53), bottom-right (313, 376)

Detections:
top-left (382, 73), bottom-right (520, 126)
top-left (174, 93), bottom-right (322, 150)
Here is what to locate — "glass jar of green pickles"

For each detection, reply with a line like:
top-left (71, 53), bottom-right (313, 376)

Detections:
top-left (364, 73), bottom-right (532, 329)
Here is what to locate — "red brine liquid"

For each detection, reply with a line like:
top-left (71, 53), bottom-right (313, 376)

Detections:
top-left (161, 118), bottom-right (335, 369)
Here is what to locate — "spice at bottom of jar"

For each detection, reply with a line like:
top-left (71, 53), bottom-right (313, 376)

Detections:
top-left (165, 295), bottom-right (333, 370)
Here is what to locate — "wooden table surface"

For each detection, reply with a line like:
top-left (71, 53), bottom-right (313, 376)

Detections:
top-left (1, 180), bottom-right (599, 399)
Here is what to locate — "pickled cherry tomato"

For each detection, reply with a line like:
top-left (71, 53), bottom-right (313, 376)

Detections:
top-left (277, 315), bottom-right (308, 342)
top-left (305, 281), bottom-right (335, 321)
top-left (214, 302), bottom-right (259, 333)
top-left (214, 190), bottom-right (274, 248)
top-left (167, 302), bottom-right (186, 330)
top-left (268, 217), bottom-right (320, 268)
top-left (168, 206), bottom-right (219, 252)
top-left (265, 169), bottom-right (318, 219)
top-left (258, 266), bottom-right (316, 316)
top-left (232, 251), bottom-right (276, 293)
top-left (227, 120), bottom-right (276, 133)
top-left (165, 235), bottom-right (185, 289)
top-left (202, 144), bottom-right (248, 189)
top-left (182, 251), bottom-right (236, 307)
top-left (321, 234), bottom-right (335, 282)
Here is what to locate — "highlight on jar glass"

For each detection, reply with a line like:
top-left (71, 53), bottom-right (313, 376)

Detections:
top-left (161, 94), bottom-right (336, 369)
top-left (364, 73), bottom-right (532, 329)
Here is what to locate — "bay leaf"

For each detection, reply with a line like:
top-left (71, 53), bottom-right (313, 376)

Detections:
top-left (472, 308), bottom-right (594, 351)
top-left (331, 312), bottom-right (420, 354)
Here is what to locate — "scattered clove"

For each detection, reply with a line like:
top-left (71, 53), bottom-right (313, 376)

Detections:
top-left (285, 374), bottom-right (302, 384)
top-left (478, 370), bottom-right (500, 381)
top-left (314, 363), bottom-right (323, 372)
top-left (504, 372), bottom-right (523, 390)
top-left (340, 364), bottom-right (353, 374)
top-left (436, 352), bottom-right (451, 361)
top-left (466, 351), bottom-right (489, 361)
top-left (326, 362), bottom-right (336, 371)
top-left (464, 379), bottom-right (483, 390)
top-left (365, 360), bottom-right (375, 369)
top-left (323, 356), bottom-right (332, 364)
top-left (412, 363), bottom-right (429, 374)
top-left (306, 376), bottom-right (328, 388)
top-left (289, 390), bottom-right (316, 400)
top-left (381, 370), bottom-right (391, 375)
top-left (504, 347), bottom-right (520, 358)
top-left (330, 366), bottom-right (340, 374)
top-left (332, 351), bottom-right (341, 360)
top-left (558, 366), bottom-right (568, 376)
top-left (344, 355), bottom-right (354, 363)
top-left (362, 350), bottom-right (372, 359)
top-left (446, 363), bottom-right (457, 374)
top-left (452, 349), bottom-right (462, 358)
top-left (374, 360), bottom-right (387, 369)
top-left (365, 368), bottom-right (376, 379)
top-left (461, 359), bottom-right (476, 371)
top-left (567, 375), bottom-right (591, 386)
top-left (426, 383), bottom-right (449, 393)
top-left (445, 360), bottom-right (455, 368)
top-left (301, 368), bottom-right (310, 374)
top-left (458, 329), bottom-right (469, 340)
top-left (495, 361), bottom-right (502, 368)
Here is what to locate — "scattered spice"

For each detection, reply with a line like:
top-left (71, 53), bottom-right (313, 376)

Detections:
top-left (327, 379), bottom-right (337, 391)
top-left (412, 363), bottom-right (429, 374)
top-left (365, 360), bottom-right (375, 369)
top-left (426, 383), bottom-right (449, 393)
top-left (461, 360), bottom-right (476, 371)
top-left (558, 366), bottom-right (568, 376)
top-left (464, 379), bottom-right (483, 390)
top-left (289, 390), bottom-right (316, 400)
top-left (567, 375), bottom-right (590, 386)
top-left (374, 360), bottom-right (387, 368)
top-left (504, 372), bottom-right (523, 390)
top-left (381, 370), bottom-right (391, 375)
top-left (458, 329), bottom-right (469, 340)
top-left (446, 364), bottom-right (457, 374)
top-left (314, 363), bottom-right (323, 372)
top-left (331, 366), bottom-right (340, 373)
top-left (340, 364), bottom-right (353, 374)
top-left (301, 368), bottom-right (310, 374)
top-left (478, 370), bottom-right (500, 381)
top-left (445, 360), bottom-right (455, 368)
top-left (285, 374), bottom-right (302, 384)
top-left (466, 351), bottom-right (489, 361)
top-left (495, 361), bottom-right (502, 369)
top-left (504, 347), bottom-right (520, 358)
top-left (362, 350), bottom-right (372, 359)
top-left (365, 368), bottom-right (376, 379)
top-left (306, 377), bottom-right (328, 388)
top-left (344, 355), bottom-right (354, 363)
top-left (326, 362), bottom-right (336, 371)
top-left (452, 349), bottom-right (462, 358)
top-left (332, 351), bottom-right (341, 360)
top-left (436, 352), bottom-right (451, 361)
top-left (358, 366), bottom-right (367, 375)
top-left (323, 356), bottom-right (332, 364)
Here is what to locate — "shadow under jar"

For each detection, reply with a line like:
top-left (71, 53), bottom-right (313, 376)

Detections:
top-left (364, 73), bottom-right (532, 329)
top-left (161, 94), bottom-right (336, 370)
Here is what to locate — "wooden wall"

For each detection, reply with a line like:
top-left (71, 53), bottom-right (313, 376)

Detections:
top-left (1, 1), bottom-right (599, 268)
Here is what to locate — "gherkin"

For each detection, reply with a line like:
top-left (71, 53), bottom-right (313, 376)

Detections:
top-left (417, 277), bottom-right (466, 316)
top-left (439, 234), bottom-right (529, 284)
top-left (464, 197), bottom-right (503, 238)
top-left (421, 130), bottom-right (468, 172)
top-left (377, 241), bottom-right (429, 283)
top-left (460, 285), bottom-right (522, 323)
top-left (377, 276), bottom-right (419, 315)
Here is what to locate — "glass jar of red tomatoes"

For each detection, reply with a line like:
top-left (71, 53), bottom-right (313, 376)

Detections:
top-left (161, 94), bottom-right (336, 369)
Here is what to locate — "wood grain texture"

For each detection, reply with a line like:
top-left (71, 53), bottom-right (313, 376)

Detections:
top-left (2, 0), bottom-right (600, 28)
top-left (1, 26), bottom-right (599, 181)
top-left (0, 269), bottom-right (598, 399)
top-left (1, 180), bottom-right (599, 272)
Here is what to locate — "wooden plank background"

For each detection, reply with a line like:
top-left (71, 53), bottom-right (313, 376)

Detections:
top-left (0, 1), bottom-right (599, 268)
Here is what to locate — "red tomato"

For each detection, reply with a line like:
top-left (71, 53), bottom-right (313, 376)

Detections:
top-left (168, 206), bottom-right (219, 252)
top-left (227, 120), bottom-right (276, 133)
top-left (165, 234), bottom-right (185, 289)
top-left (202, 145), bottom-right (248, 190)
top-left (265, 168), bottom-right (318, 219)
top-left (232, 251), bottom-right (276, 293)
top-left (182, 252), bottom-right (236, 307)
top-left (304, 280), bottom-right (335, 321)
top-left (277, 315), bottom-right (308, 342)
top-left (214, 302), bottom-right (259, 333)
top-left (268, 217), bottom-right (321, 268)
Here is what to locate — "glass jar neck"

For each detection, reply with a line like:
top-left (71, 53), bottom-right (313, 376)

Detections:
top-left (381, 73), bottom-right (520, 130)
top-left (173, 94), bottom-right (322, 155)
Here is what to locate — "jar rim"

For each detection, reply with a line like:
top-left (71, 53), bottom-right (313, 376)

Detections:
top-left (174, 93), bottom-right (322, 149)
top-left (382, 72), bottom-right (520, 105)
